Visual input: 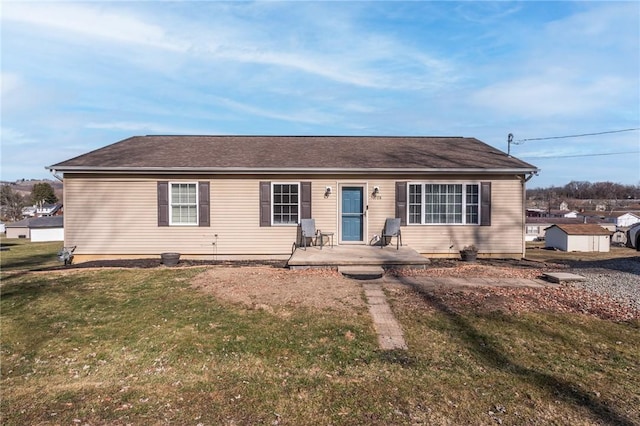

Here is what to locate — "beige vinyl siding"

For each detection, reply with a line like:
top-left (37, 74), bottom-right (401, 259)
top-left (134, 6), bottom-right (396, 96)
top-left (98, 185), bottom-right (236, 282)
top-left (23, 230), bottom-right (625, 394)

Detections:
top-left (406, 178), bottom-right (522, 256)
top-left (65, 177), bottom-right (300, 258)
top-left (364, 177), bottom-right (524, 257)
top-left (64, 173), bottom-right (525, 260)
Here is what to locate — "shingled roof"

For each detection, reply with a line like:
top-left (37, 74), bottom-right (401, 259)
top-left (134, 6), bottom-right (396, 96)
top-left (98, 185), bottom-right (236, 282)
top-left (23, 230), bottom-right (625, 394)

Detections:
top-left (49, 135), bottom-right (538, 174)
top-left (546, 224), bottom-right (612, 236)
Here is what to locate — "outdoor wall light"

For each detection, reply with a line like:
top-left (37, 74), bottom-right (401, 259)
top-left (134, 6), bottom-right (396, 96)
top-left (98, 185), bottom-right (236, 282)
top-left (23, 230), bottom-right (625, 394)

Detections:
top-left (372, 186), bottom-right (380, 197)
top-left (324, 186), bottom-right (332, 198)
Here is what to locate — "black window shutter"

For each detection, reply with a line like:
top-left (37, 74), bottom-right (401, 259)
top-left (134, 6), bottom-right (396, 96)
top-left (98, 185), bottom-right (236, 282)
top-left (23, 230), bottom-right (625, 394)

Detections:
top-left (300, 181), bottom-right (312, 220)
top-left (157, 181), bottom-right (169, 227)
top-left (395, 182), bottom-right (407, 226)
top-left (481, 182), bottom-right (492, 226)
top-left (259, 181), bottom-right (271, 227)
top-left (198, 181), bottom-right (210, 227)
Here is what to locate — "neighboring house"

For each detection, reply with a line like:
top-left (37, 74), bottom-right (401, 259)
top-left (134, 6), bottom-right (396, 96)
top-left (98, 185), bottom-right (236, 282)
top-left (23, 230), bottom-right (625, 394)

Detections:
top-left (526, 208), bottom-right (577, 219)
top-left (526, 208), bottom-right (546, 217)
top-left (29, 216), bottom-right (64, 242)
top-left (577, 211), bottom-right (640, 227)
top-left (548, 209), bottom-right (579, 218)
top-left (525, 217), bottom-right (615, 241)
top-left (4, 216), bottom-right (64, 241)
top-left (48, 135), bottom-right (538, 262)
top-left (22, 203), bottom-right (63, 218)
top-left (5, 218), bottom-right (31, 239)
top-left (611, 212), bottom-right (640, 228)
top-left (0, 222), bottom-right (5, 234)
top-left (545, 224), bottom-right (612, 252)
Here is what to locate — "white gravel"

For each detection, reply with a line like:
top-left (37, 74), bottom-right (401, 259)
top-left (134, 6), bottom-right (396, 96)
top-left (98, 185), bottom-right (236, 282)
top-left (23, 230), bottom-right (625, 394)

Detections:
top-left (568, 258), bottom-right (640, 313)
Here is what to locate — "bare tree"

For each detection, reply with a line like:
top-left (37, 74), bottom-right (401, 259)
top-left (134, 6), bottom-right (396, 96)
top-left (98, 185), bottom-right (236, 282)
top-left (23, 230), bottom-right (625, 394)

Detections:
top-left (0, 185), bottom-right (26, 221)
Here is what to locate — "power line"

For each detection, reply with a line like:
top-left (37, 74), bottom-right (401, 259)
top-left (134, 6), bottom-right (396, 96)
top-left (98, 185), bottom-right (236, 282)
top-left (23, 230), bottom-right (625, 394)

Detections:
top-left (522, 150), bottom-right (640, 160)
top-left (515, 127), bottom-right (640, 143)
top-left (507, 127), bottom-right (640, 156)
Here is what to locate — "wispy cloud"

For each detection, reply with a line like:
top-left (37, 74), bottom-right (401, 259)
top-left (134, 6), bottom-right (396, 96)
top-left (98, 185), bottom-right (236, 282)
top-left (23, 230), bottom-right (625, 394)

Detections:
top-left (1, 2), bottom-right (638, 186)
top-left (0, 127), bottom-right (37, 146)
top-left (2, 2), bottom-right (188, 51)
top-left (84, 121), bottom-right (205, 134)
top-left (468, 2), bottom-right (638, 124)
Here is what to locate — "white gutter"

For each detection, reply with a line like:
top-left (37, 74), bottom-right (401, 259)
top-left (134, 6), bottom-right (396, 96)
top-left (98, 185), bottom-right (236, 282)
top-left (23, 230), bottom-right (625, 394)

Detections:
top-left (47, 166), bottom-right (540, 175)
top-left (48, 168), bottom-right (64, 181)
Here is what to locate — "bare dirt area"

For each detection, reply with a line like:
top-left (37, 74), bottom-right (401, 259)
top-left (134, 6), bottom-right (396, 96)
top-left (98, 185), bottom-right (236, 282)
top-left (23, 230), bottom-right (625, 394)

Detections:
top-left (385, 279), bottom-right (638, 323)
top-left (392, 258), bottom-right (559, 280)
top-left (192, 266), bottom-right (366, 313)
top-left (47, 255), bottom-right (638, 322)
top-left (387, 257), bottom-right (639, 322)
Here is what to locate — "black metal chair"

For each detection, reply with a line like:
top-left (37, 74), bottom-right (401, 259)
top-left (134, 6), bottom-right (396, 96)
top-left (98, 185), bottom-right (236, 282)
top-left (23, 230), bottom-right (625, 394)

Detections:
top-left (381, 218), bottom-right (402, 250)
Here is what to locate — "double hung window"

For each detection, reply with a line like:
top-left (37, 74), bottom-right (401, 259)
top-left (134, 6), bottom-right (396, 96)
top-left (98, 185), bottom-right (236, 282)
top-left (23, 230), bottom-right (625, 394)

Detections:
top-left (272, 183), bottom-right (299, 225)
top-left (408, 183), bottom-right (480, 225)
top-left (170, 183), bottom-right (198, 225)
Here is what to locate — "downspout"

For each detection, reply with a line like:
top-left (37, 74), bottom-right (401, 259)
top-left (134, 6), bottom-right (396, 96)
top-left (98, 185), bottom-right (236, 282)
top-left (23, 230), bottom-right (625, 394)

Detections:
top-left (49, 169), bottom-right (63, 182)
top-left (519, 171), bottom-right (539, 258)
top-left (49, 169), bottom-right (65, 247)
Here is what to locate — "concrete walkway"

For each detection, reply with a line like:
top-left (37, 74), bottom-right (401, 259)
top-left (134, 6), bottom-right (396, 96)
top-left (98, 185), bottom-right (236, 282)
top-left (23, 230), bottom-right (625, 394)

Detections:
top-left (362, 282), bottom-right (408, 351)
top-left (361, 275), bottom-right (552, 351)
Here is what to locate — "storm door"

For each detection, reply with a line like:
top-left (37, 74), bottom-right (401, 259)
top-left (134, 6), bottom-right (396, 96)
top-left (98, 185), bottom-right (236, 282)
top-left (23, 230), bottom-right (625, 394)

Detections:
top-left (341, 186), bottom-right (365, 242)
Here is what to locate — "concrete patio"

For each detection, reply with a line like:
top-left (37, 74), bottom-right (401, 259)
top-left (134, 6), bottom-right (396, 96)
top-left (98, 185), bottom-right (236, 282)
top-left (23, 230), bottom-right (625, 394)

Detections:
top-left (286, 244), bottom-right (430, 270)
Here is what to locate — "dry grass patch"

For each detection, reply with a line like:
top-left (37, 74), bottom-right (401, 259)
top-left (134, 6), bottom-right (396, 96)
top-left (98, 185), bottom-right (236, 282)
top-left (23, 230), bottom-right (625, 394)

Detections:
top-left (2, 241), bottom-right (639, 425)
top-left (192, 266), bottom-right (366, 312)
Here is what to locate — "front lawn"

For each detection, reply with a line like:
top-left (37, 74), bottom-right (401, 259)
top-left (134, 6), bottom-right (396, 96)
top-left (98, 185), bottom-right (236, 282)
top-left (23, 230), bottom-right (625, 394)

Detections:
top-left (1, 241), bottom-right (638, 424)
top-left (1, 236), bottom-right (63, 273)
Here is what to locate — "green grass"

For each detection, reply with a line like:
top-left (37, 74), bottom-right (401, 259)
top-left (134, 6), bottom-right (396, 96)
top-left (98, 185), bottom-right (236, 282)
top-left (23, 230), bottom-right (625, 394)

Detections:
top-left (1, 236), bottom-right (63, 273)
top-left (1, 240), bottom-right (639, 425)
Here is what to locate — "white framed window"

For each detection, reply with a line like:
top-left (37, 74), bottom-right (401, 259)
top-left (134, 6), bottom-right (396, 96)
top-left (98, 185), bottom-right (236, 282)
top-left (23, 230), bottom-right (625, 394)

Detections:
top-left (170, 182), bottom-right (198, 225)
top-left (526, 226), bottom-right (539, 234)
top-left (408, 183), bottom-right (480, 225)
top-left (272, 182), bottom-right (300, 225)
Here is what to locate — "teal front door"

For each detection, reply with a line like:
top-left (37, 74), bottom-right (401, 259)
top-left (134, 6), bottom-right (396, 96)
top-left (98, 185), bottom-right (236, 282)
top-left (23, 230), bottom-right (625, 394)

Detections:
top-left (341, 186), bottom-right (364, 242)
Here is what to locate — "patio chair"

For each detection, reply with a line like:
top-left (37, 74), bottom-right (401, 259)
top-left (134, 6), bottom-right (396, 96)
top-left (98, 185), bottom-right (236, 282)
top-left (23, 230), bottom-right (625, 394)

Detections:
top-left (381, 218), bottom-right (402, 250)
top-left (299, 218), bottom-right (318, 250)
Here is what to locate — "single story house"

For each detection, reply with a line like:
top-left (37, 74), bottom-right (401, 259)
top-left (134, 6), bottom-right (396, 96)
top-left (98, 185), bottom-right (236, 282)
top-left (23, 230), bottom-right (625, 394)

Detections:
top-left (29, 216), bottom-right (64, 242)
top-left (545, 224), bottom-right (612, 252)
top-left (48, 135), bottom-right (538, 262)
top-left (609, 212), bottom-right (640, 228)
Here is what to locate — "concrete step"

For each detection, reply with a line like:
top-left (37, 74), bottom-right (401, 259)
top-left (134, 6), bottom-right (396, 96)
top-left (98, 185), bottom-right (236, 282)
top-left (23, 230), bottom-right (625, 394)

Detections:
top-left (339, 266), bottom-right (385, 280)
top-left (542, 272), bottom-right (586, 283)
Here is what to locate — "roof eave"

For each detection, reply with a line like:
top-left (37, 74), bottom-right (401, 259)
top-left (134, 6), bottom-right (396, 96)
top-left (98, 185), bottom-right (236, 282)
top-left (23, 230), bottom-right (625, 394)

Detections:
top-left (48, 166), bottom-right (540, 175)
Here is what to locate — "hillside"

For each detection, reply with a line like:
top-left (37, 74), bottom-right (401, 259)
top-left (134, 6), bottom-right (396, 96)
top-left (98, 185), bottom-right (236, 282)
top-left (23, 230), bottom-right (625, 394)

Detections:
top-left (0, 179), bottom-right (64, 203)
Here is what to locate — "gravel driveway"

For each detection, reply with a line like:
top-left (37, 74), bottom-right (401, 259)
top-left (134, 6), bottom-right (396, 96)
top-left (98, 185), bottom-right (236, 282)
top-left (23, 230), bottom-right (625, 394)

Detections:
top-left (567, 257), bottom-right (640, 312)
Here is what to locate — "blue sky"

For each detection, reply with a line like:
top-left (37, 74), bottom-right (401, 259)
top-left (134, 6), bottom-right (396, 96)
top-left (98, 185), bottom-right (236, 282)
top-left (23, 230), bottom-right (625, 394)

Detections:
top-left (1, 1), bottom-right (639, 188)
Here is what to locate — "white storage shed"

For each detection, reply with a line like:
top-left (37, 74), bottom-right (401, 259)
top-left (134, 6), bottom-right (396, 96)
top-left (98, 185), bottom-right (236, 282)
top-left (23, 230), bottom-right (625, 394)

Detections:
top-left (545, 224), bottom-right (611, 252)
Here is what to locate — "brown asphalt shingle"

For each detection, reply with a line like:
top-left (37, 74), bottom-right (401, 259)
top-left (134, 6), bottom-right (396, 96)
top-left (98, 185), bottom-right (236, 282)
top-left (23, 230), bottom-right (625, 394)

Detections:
top-left (548, 224), bottom-right (613, 235)
top-left (49, 135), bottom-right (537, 171)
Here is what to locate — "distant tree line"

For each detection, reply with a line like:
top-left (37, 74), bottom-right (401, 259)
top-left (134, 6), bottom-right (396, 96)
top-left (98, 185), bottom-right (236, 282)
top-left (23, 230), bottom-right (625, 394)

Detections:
top-left (527, 181), bottom-right (640, 202)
